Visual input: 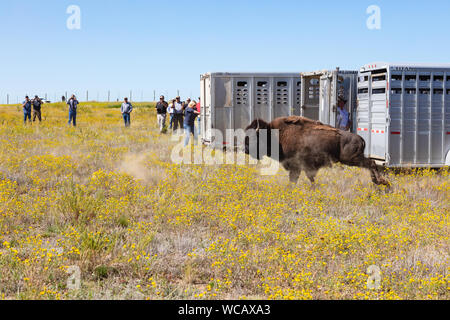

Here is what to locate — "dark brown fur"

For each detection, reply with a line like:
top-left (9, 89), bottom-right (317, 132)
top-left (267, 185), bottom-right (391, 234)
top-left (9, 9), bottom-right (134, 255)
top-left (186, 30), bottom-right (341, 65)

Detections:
top-left (244, 116), bottom-right (390, 186)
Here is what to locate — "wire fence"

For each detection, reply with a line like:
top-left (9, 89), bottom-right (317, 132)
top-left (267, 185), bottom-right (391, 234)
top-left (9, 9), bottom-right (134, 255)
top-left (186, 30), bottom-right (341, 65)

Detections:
top-left (0, 89), bottom-right (197, 105)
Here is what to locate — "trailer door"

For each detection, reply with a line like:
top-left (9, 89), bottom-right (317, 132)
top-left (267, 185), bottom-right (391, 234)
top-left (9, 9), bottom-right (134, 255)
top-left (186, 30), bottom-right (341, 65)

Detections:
top-left (301, 75), bottom-right (320, 120)
top-left (357, 72), bottom-right (371, 157)
top-left (319, 74), bottom-right (333, 126)
top-left (234, 78), bottom-right (252, 131)
top-left (274, 78), bottom-right (291, 119)
top-left (369, 71), bottom-right (388, 160)
top-left (254, 78), bottom-right (271, 122)
top-left (201, 74), bottom-right (212, 143)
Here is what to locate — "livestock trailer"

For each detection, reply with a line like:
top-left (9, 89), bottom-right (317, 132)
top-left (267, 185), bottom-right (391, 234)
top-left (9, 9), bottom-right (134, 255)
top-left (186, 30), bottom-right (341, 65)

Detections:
top-left (300, 69), bottom-right (358, 132)
top-left (357, 62), bottom-right (450, 167)
top-left (200, 72), bottom-right (303, 147)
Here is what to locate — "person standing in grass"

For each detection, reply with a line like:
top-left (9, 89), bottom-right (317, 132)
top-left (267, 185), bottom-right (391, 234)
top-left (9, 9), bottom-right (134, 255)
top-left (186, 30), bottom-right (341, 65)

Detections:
top-left (121, 97), bottom-right (133, 127)
top-left (67, 94), bottom-right (79, 127)
top-left (172, 96), bottom-right (184, 132)
top-left (196, 97), bottom-right (201, 136)
top-left (168, 99), bottom-right (175, 129)
top-left (183, 101), bottom-right (200, 147)
top-left (32, 95), bottom-right (43, 123)
top-left (22, 96), bottom-right (32, 124)
top-left (155, 95), bottom-right (168, 133)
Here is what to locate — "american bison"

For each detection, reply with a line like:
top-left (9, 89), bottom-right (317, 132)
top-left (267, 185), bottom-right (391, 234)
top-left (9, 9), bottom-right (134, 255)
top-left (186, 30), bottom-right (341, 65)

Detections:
top-left (244, 116), bottom-right (390, 186)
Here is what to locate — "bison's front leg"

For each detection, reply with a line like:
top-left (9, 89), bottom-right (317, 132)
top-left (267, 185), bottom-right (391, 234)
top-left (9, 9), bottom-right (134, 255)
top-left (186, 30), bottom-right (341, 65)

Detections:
top-left (344, 157), bottom-right (390, 187)
top-left (305, 169), bottom-right (318, 184)
top-left (289, 170), bottom-right (301, 183)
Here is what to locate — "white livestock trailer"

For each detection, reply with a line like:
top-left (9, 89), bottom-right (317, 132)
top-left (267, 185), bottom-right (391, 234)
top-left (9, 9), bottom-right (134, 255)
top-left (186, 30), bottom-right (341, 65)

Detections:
top-left (357, 62), bottom-right (450, 167)
top-left (200, 69), bottom-right (359, 147)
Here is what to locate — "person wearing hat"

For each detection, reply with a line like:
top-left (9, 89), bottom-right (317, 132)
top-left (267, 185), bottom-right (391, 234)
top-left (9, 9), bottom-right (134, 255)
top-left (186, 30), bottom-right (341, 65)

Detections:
top-left (336, 95), bottom-right (351, 131)
top-left (31, 95), bottom-right (43, 123)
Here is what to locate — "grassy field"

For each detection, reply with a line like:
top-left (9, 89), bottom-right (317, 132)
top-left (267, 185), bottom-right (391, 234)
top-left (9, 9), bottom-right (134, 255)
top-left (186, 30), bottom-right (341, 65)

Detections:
top-left (0, 102), bottom-right (448, 300)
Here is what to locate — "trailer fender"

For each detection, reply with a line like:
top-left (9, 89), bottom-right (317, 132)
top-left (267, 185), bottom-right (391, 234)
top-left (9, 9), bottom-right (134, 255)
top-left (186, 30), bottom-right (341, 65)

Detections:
top-left (446, 150), bottom-right (450, 166)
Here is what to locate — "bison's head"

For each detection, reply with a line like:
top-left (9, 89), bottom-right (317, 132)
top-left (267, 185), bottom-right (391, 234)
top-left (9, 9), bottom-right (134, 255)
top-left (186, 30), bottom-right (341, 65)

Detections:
top-left (244, 119), bottom-right (271, 160)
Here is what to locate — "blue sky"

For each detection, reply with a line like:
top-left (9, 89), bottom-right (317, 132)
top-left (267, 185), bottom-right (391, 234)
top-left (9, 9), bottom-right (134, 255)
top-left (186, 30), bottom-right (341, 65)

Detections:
top-left (1, 0), bottom-right (449, 103)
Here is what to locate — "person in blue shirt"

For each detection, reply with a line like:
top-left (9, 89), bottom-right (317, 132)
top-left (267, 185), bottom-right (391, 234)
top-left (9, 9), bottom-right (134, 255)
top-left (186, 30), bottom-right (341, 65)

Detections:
top-left (67, 95), bottom-right (79, 127)
top-left (336, 96), bottom-right (352, 131)
top-left (121, 97), bottom-right (133, 127)
top-left (183, 101), bottom-right (200, 147)
top-left (22, 96), bottom-right (32, 124)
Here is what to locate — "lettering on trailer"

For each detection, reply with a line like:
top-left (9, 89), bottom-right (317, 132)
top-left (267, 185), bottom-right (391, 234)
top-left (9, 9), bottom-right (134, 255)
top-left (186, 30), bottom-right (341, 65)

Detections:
top-left (392, 66), bottom-right (413, 71)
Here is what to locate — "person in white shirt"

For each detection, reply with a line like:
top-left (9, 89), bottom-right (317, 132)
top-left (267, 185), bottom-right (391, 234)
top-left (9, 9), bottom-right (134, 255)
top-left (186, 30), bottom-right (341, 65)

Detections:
top-left (167, 99), bottom-right (175, 129)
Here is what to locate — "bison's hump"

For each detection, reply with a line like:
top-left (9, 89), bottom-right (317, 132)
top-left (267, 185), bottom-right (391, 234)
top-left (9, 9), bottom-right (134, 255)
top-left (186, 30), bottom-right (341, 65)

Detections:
top-left (283, 116), bottom-right (320, 126)
top-left (277, 116), bottom-right (338, 132)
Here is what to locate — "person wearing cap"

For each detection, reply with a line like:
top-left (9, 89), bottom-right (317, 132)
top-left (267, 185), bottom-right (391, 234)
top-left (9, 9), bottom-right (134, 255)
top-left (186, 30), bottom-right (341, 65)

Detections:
top-left (172, 96), bottom-right (184, 132)
top-left (121, 97), bottom-right (133, 127)
top-left (155, 95), bottom-right (168, 133)
top-left (183, 100), bottom-right (200, 147)
top-left (32, 95), bottom-right (43, 123)
top-left (22, 96), bottom-right (32, 124)
top-left (336, 95), bottom-right (351, 131)
top-left (67, 94), bottom-right (79, 127)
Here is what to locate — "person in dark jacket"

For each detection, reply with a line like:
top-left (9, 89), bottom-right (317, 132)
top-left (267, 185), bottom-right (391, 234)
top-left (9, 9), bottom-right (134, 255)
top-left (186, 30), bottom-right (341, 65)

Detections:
top-left (32, 95), bottom-right (43, 122)
top-left (155, 95), bottom-right (168, 133)
top-left (22, 96), bottom-right (32, 124)
top-left (67, 95), bottom-right (79, 127)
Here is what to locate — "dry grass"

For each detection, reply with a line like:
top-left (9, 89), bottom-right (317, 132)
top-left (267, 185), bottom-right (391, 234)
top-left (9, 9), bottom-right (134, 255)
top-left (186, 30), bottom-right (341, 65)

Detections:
top-left (0, 102), bottom-right (448, 300)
